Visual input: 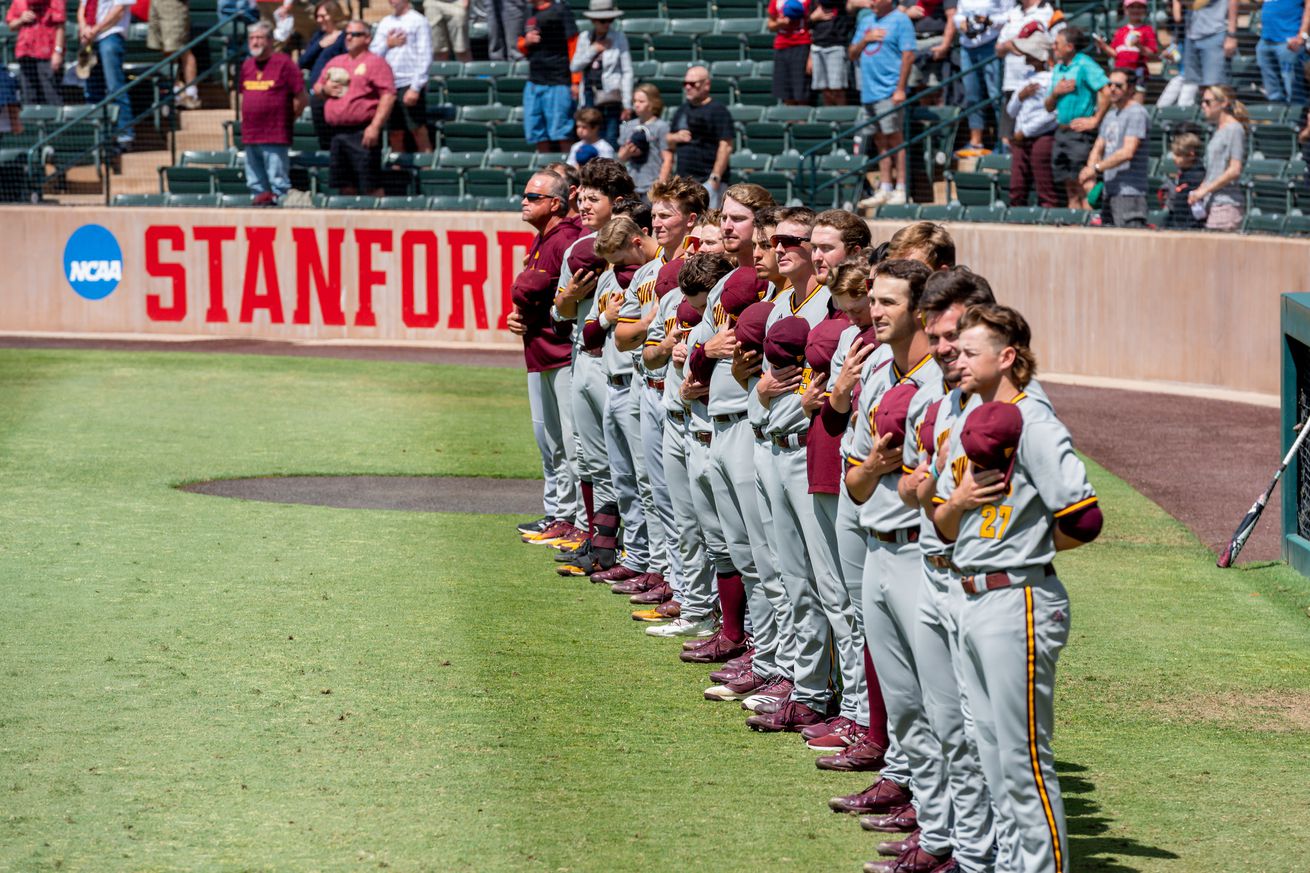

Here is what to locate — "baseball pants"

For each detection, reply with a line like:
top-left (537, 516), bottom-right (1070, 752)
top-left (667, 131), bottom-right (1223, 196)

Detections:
top-left (761, 441), bottom-right (832, 712)
top-left (663, 416), bottom-right (718, 621)
top-left (917, 561), bottom-right (996, 873)
top-left (685, 429), bottom-right (735, 576)
top-left (752, 436), bottom-right (797, 679)
top-left (958, 573), bottom-right (1071, 873)
top-left (812, 491), bottom-right (869, 725)
top-left (709, 417), bottom-right (786, 680)
top-left (838, 490), bottom-right (909, 783)
top-left (527, 366), bottom-right (579, 526)
top-left (603, 380), bottom-right (650, 573)
top-left (571, 353), bottom-right (615, 509)
top-left (635, 385), bottom-right (673, 579)
top-left (863, 537), bottom-right (953, 859)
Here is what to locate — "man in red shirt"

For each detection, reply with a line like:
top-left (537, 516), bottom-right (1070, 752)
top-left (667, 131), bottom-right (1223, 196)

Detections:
top-left (6, 0), bottom-right (65, 105)
top-left (768, 0), bottom-right (813, 105)
top-left (314, 20), bottom-right (397, 197)
top-left (511, 170), bottom-right (585, 542)
top-left (239, 22), bottom-right (307, 205)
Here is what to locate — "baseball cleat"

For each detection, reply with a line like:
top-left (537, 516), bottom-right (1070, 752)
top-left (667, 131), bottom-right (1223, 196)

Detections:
top-left (589, 565), bottom-right (642, 585)
top-left (553, 538), bottom-right (590, 561)
top-left (703, 669), bottom-right (770, 702)
top-left (828, 777), bottom-right (913, 814)
top-left (741, 677), bottom-right (792, 713)
top-left (522, 519), bottom-right (576, 545)
top-left (646, 617), bottom-right (716, 638)
top-left (859, 804), bottom-right (918, 833)
top-left (611, 572), bottom-right (660, 596)
top-left (629, 581), bottom-right (673, 604)
top-left (653, 600), bottom-right (682, 618)
top-left (707, 648), bottom-right (753, 682)
top-left (876, 831), bottom-right (920, 858)
top-left (816, 732), bottom-right (888, 772)
top-left (516, 516), bottom-right (549, 536)
top-left (745, 699), bottom-right (825, 733)
top-left (803, 716), bottom-right (857, 750)
top-left (863, 846), bottom-right (952, 873)
top-left (678, 632), bottom-right (748, 663)
top-left (630, 607), bottom-right (665, 622)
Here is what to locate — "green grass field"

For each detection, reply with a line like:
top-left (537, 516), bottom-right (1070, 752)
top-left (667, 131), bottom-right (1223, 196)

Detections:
top-left (2, 349), bottom-right (1309, 873)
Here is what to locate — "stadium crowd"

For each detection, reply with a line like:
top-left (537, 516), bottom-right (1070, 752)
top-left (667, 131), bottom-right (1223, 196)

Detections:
top-left (506, 159), bottom-right (1105, 873)
top-left (5, 0), bottom-right (1310, 226)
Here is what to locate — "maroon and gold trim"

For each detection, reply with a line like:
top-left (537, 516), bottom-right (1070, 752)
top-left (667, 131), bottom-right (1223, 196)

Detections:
top-left (1024, 587), bottom-right (1064, 873)
top-left (1053, 496), bottom-right (1098, 518)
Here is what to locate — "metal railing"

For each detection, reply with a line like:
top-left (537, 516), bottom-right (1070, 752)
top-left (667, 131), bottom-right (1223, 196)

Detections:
top-left (23, 11), bottom-right (249, 204)
top-left (797, 52), bottom-right (1005, 208)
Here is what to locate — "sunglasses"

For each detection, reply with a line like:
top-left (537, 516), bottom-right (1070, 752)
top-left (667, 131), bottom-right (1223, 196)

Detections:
top-left (522, 192), bottom-right (561, 202)
top-left (771, 233), bottom-right (810, 248)
top-left (1200, 96), bottom-right (1219, 105)
top-left (683, 80), bottom-right (707, 87)
top-left (1108, 81), bottom-right (1127, 89)
top-left (345, 31), bottom-right (370, 37)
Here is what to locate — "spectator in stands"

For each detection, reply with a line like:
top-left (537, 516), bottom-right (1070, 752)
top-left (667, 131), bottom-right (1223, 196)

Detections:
top-left (315, 20), bottom-right (396, 196)
top-left (148, 0), bottom-right (199, 109)
top-left (617, 83), bottom-right (672, 198)
top-left (809, 0), bottom-right (853, 106)
top-left (1095, 0), bottom-right (1157, 101)
top-left (1170, 0), bottom-right (1236, 101)
top-left (488, 0), bottom-right (530, 61)
top-left (1047, 26), bottom-right (1109, 208)
top-left (240, 22), bottom-right (307, 206)
top-left (426, 0), bottom-right (473, 64)
top-left (0, 67), bottom-right (21, 137)
top-left (669, 65), bottom-right (733, 207)
top-left (300, 0), bottom-right (348, 151)
top-left (850, 0), bottom-right (915, 207)
top-left (1079, 69), bottom-right (1149, 226)
top-left (1162, 130), bottom-right (1205, 227)
top-left (902, 0), bottom-right (957, 91)
top-left (768, 0), bottom-right (813, 106)
top-left (1189, 84), bottom-right (1247, 230)
top-left (520, 0), bottom-right (578, 154)
top-left (570, 0), bottom-right (632, 149)
top-left (371, 0), bottom-right (433, 153)
top-left (7, 0), bottom-right (65, 106)
top-left (996, 0), bottom-right (1062, 150)
top-left (77, 0), bottom-right (135, 151)
top-left (567, 107), bottom-right (617, 166)
top-left (1006, 22), bottom-right (1060, 207)
top-left (950, 0), bottom-right (1007, 156)
top-left (1256, 0), bottom-right (1310, 106)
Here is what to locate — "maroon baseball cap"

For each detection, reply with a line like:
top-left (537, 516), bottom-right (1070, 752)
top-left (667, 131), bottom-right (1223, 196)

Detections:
top-left (960, 401), bottom-right (1024, 487)
top-left (676, 299), bottom-right (703, 329)
top-left (720, 267), bottom-right (767, 322)
top-left (806, 317), bottom-right (848, 374)
top-left (510, 268), bottom-right (553, 308)
top-left (764, 315), bottom-right (810, 369)
top-left (918, 398), bottom-right (943, 462)
top-left (566, 236), bottom-right (605, 276)
top-left (655, 257), bottom-right (683, 299)
top-left (873, 383), bottom-right (918, 449)
top-left (735, 301), bottom-right (775, 354)
top-left (614, 263), bottom-right (640, 289)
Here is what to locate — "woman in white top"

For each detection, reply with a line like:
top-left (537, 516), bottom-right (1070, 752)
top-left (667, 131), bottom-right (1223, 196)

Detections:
top-left (948, 0), bottom-right (1012, 156)
top-left (570, 0), bottom-right (633, 149)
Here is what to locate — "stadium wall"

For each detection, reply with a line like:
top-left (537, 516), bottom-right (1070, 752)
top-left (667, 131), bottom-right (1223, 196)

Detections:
top-left (1, 206), bottom-right (1300, 395)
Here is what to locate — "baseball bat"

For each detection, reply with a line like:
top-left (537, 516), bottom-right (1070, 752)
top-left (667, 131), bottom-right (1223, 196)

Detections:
top-left (1216, 418), bottom-right (1310, 568)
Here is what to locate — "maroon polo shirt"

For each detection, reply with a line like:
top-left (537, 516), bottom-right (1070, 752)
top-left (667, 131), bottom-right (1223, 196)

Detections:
top-left (240, 52), bottom-right (305, 145)
top-left (520, 214), bottom-right (584, 372)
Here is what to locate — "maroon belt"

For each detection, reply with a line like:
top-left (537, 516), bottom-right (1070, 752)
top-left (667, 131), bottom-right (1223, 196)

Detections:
top-left (960, 563), bottom-right (1056, 595)
top-left (772, 432), bottom-right (807, 449)
top-left (924, 554), bottom-right (952, 569)
top-left (872, 527), bottom-right (919, 544)
top-left (647, 377), bottom-right (666, 391)
top-left (693, 431), bottom-right (712, 445)
top-left (668, 409), bottom-right (687, 424)
top-left (583, 348), bottom-right (601, 358)
top-left (752, 425), bottom-right (767, 441)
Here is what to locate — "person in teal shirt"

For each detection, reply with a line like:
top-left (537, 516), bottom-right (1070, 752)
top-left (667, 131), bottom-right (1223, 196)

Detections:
top-left (1045, 26), bottom-right (1108, 209)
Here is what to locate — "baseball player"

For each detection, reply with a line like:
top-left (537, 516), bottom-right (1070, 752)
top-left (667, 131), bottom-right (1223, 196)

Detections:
top-left (844, 258), bottom-right (954, 870)
top-left (933, 304), bottom-right (1102, 873)
top-left (553, 160), bottom-right (638, 576)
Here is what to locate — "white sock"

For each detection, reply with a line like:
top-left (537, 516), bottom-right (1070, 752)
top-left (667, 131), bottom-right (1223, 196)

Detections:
top-left (185, 86), bottom-right (198, 99)
top-left (895, 183), bottom-right (905, 191)
top-left (880, 182), bottom-right (892, 193)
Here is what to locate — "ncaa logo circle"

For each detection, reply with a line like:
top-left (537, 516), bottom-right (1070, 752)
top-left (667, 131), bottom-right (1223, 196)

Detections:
top-left (63, 224), bottom-right (123, 300)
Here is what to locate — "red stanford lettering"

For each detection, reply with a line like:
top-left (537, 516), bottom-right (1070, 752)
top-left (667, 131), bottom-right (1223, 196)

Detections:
top-left (239, 227), bottom-right (284, 324)
top-left (292, 227), bottom-right (346, 326)
top-left (144, 225), bottom-right (186, 321)
top-left (448, 230), bottom-right (488, 330)
top-left (401, 230), bottom-right (439, 328)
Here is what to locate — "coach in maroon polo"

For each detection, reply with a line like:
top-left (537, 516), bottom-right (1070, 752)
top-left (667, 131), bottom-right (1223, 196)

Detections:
top-left (510, 170), bottom-right (585, 538)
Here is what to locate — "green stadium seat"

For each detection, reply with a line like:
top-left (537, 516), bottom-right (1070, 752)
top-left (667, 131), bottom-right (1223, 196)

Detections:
top-left (621, 17), bottom-right (668, 35)
top-left (428, 194), bottom-right (478, 210)
top-left (765, 105), bottom-right (813, 123)
top-left (326, 195), bottom-right (380, 209)
top-left (1253, 125), bottom-right (1298, 161)
top-left (463, 60), bottom-right (513, 78)
top-left (718, 17), bottom-right (767, 35)
top-left (491, 122), bottom-right (532, 153)
top-left (114, 193), bottom-right (167, 207)
top-left (715, 0), bottom-right (763, 17)
top-left (963, 205), bottom-right (1008, 222)
top-left (444, 78), bottom-right (495, 106)
top-left (1246, 104), bottom-right (1288, 125)
top-left (949, 171), bottom-right (1001, 206)
top-left (1006, 206), bottom-right (1047, 224)
top-left (746, 171), bottom-right (792, 203)
top-left (428, 60), bottom-right (463, 78)
top-left (666, 0), bottom-right (711, 14)
top-left (792, 122), bottom-right (839, 155)
top-left (918, 203), bottom-right (964, 222)
top-left (726, 103), bottom-right (765, 123)
top-left (735, 77), bottom-right (773, 106)
top-left (166, 193), bottom-right (221, 207)
top-left (180, 150), bottom-right (235, 167)
top-left (163, 165), bottom-right (213, 194)
top-left (710, 60), bottom-right (754, 80)
top-left (746, 29), bottom-right (774, 53)
top-left (441, 121), bottom-right (493, 153)
top-left (1044, 207), bottom-right (1092, 225)
top-left (219, 194), bottom-right (255, 208)
top-left (486, 149), bottom-right (535, 170)
top-left (743, 121), bottom-right (787, 154)
top-left (874, 203), bottom-right (921, 221)
top-left (210, 167), bottom-right (247, 194)
top-left (379, 195), bottom-right (431, 210)
top-left (478, 195), bottom-right (523, 211)
top-left (496, 77), bottom-right (529, 107)
top-left (418, 167), bottom-right (463, 196)
top-left (814, 106), bottom-right (861, 126)
top-left (729, 150), bottom-right (771, 173)
top-left (633, 60), bottom-right (659, 77)
top-left (465, 167), bottom-right (512, 198)
top-left (975, 152), bottom-right (1011, 173)
top-left (770, 150), bottom-right (803, 172)
top-left (699, 33), bottom-right (746, 62)
top-left (1243, 211), bottom-right (1286, 234)
top-left (531, 152), bottom-right (570, 168)
top-left (1147, 208), bottom-right (1168, 227)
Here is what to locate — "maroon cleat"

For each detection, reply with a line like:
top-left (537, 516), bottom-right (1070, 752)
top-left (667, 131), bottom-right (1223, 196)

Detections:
top-left (590, 565), bottom-right (642, 585)
top-left (806, 717), bottom-right (860, 751)
top-left (745, 699), bottom-right (825, 732)
top-left (611, 572), bottom-right (660, 595)
top-left (708, 654), bottom-right (752, 684)
top-left (801, 715), bottom-right (853, 742)
top-left (683, 630), bottom-right (723, 651)
top-left (860, 804), bottom-right (919, 833)
top-left (679, 633), bottom-right (748, 664)
top-left (741, 676), bottom-right (792, 713)
top-left (630, 581), bottom-right (673, 604)
top-left (815, 731), bottom-right (888, 772)
top-left (863, 846), bottom-right (952, 873)
top-left (828, 777), bottom-right (913, 814)
top-left (654, 600), bottom-right (682, 618)
top-left (876, 830), bottom-right (921, 857)
top-left (704, 668), bottom-right (770, 701)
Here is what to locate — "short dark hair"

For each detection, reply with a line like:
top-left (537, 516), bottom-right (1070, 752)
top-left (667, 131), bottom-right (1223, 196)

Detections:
top-left (872, 258), bottom-right (933, 310)
top-left (680, 252), bottom-right (734, 296)
top-left (575, 106), bottom-right (604, 128)
top-left (578, 158), bottom-right (636, 201)
top-left (775, 206), bottom-right (817, 231)
top-left (814, 209), bottom-right (872, 253)
top-left (613, 197), bottom-right (652, 232)
top-left (918, 266), bottom-right (996, 316)
top-left (544, 161), bottom-right (579, 192)
top-left (753, 205), bottom-right (784, 232)
top-left (1061, 25), bottom-right (1088, 53)
top-left (648, 175), bottom-right (709, 218)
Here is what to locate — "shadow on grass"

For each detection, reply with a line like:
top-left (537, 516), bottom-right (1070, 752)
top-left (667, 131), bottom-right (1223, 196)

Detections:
top-left (1060, 761), bottom-right (1179, 872)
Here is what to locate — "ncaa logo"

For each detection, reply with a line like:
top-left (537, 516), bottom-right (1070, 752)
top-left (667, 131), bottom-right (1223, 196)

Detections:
top-left (63, 224), bottom-right (123, 300)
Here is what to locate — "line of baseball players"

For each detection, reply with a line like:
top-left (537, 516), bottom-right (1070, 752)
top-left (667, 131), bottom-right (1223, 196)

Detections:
top-left (509, 161), bottom-right (1105, 873)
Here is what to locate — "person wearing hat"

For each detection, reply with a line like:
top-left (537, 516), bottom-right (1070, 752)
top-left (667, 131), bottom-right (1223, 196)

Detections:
top-left (519, 0), bottom-right (580, 153)
top-left (933, 303), bottom-right (1101, 873)
top-left (1095, 0), bottom-right (1158, 99)
top-left (995, 0), bottom-right (1063, 149)
top-left (570, 0), bottom-right (632, 150)
top-left (1005, 22), bottom-right (1061, 208)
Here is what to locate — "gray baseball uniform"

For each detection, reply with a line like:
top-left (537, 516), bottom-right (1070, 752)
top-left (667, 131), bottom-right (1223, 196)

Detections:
top-left (935, 391), bottom-right (1096, 873)
top-left (559, 233), bottom-right (615, 514)
top-left (846, 353), bottom-right (953, 860)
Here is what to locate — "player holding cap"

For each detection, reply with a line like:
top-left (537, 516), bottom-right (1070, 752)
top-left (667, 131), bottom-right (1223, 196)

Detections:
top-left (933, 304), bottom-right (1102, 873)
